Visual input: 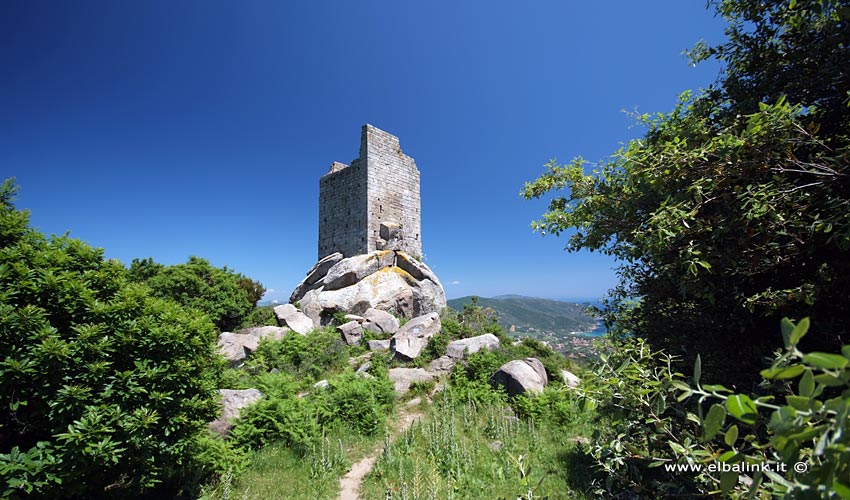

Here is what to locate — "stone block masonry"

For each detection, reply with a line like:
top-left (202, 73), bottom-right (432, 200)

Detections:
top-left (318, 124), bottom-right (422, 260)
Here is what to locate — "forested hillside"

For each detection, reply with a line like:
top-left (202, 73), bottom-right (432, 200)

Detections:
top-left (447, 295), bottom-right (597, 334)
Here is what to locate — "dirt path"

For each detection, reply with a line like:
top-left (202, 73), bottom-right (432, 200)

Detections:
top-left (338, 402), bottom-right (426, 500)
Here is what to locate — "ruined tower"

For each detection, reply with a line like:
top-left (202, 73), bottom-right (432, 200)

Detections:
top-left (318, 124), bottom-right (422, 260)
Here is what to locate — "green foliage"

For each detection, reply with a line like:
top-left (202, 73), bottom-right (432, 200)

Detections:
top-left (248, 327), bottom-right (348, 382)
top-left (230, 396), bottom-right (319, 452)
top-left (238, 305), bottom-right (277, 329)
top-left (442, 298), bottom-right (510, 343)
top-left (0, 180), bottom-right (221, 498)
top-left (363, 387), bottom-right (590, 500)
top-left (129, 256), bottom-right (264, 332)
top-left (230, 370), bottom-right (395, 452)
top-left (578, 318), bottom-right (850, 499)
top-left (422, 331), bottom-right (450, 362)
top-left (448, 295), bottom-right (597, 335)
top-left (187, 432), bottom-right (250, 483)
top-left (575, 337), bottom-right (704, 496)
top-left (331, 310), bottom-right (350, 326)
top-left (512, 388), bottom-right (583, 428)
top-left (522, 0), bottom-right (850, 384)
top-left (313, 371), bottom-right (395, 436)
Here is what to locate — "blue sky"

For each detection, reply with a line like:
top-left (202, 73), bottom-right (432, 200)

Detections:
top-left (1, 1), bottom-right (726, 302)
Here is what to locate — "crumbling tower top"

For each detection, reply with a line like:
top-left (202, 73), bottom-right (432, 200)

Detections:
top-left (318, 124), bottom-right (422, 260)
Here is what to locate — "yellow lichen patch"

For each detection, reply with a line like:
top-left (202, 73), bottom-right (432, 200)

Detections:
top-left (389, 266), bottom-right (416, 285)
top-left (366, 266), bottom-right (416, 289)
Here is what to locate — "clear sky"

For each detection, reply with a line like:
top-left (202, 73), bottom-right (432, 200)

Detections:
top-left (1, 1), bottom-right (727, 302)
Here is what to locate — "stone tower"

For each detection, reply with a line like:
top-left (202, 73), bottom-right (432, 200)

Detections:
top-left (318, 124), bottom-right (422, 259)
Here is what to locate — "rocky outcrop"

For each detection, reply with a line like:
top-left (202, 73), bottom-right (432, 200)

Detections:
top-left (367, 339), bottom-right (391, 351)
top-left (388, 368), bottom-right (436, 395)
top-left (361, 308), bottom-right (400, 335)
top-left (291, 250), bottom-right (446, 326)
top-left (210, 388), bottom-right (263, 435)
top-left (274, 304), bottom-right (314, 335)
top-left (390, 312), bottom-right (441, 361)
top-left (322, 251), bottom-right (396, 291)
top-left (427, 355), bottom-right (456, 375)
top-left (217, 326), bottom-right (289, 365)
top-left (339, 321), bottom-right (364, 346)
top-left (490, 358), bottom-right (548, 396)
top-left (560, 370), bottom-right (581, 388)
top-left (289, 252), bottom-right (343, 304)
top-left (446, 333), bottom-right (500, 360)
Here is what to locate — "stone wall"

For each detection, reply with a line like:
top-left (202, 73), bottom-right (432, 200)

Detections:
top-left (364, 125), bottom-right (422, 258)
top-left (318, 159), bottom-right (368, 259)
top-left (318, 124), bottom-right (422, 259)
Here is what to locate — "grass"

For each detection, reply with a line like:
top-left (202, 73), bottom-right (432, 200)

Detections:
top-left (360, 389), bottom-right (594, 500)
top-left (200, 306), bottom-right (597, 500)
top-left (199, 428), bottom-right (384, 500)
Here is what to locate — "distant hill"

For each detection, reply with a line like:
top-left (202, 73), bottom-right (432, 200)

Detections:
top-left (447, 295), bottom-right (598, 335)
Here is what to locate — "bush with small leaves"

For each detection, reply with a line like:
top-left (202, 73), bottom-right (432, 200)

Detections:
top-left (248, 327), bottom-right (348, 383)
top-left (0, 180), bottom-right (222, 498)
top-left (129, 255), bottom-right (264, 333)
top-left (577, 318), bottom-right (850, 498)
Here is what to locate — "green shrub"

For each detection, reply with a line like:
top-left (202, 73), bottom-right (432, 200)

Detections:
top-left (249, 328), bottom-right (348, 382)
top-left (512, 387), bottom-right (583, 428)
top-left (187, 432), bottom-right (250, 482)
top-left (313, 372), bottom-right (395, 436)
top-left (230, 370), bottom-right (395, 454)
top-left (0, 180), bottom-right (221, 498)
top-left (239, 305), bottom-right (277, 329)
top-left (441, 299), bottom-right (509, 344)
top-left (331, 311), bottom-right (350, 326)
top-left (230, 396), bottom-right (318, 452)
top-left (421, 331), bottom-right (449, 363)
top-left (577, 318), bottom-right (850, 499)
top-left (129, 255), bottom-right (263, 332)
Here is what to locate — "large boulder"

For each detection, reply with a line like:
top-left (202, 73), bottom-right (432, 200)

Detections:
top-left (322, 251), bottom-right (396, 291)
top-left (561, 369), bottom-right (581, 388)
top-left (490, 358), bottom-right (548, 396)
top-left (367, 339), bottom-right (391, 351)
top-left (361, 307), bottom-right (400, 335)
top-left (388, 368), bottom-right (436, 394)
top-left (274, 304), bottom-right (314, 334)
top-left (446, 333), bottom-right (500, 360)
top-left (210, 388), bottom-right (263, 435)
top-left (428, 355), bottom-right (456, 375)
top-left (390, 312), bottom-right (441, 361)
top-left (289, 252), bottom-right (343, 303)
top-left (339, 321), bottom-right (364, 346)
top-left (291, 250), bottom-right (446, 326)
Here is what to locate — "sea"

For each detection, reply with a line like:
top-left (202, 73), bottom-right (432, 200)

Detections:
top-left (581, 320), bottom-right (607, 337)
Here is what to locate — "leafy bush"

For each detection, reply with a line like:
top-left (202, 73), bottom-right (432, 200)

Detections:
top-left (441, 299), bottom-right (509, 344)
top-left (421, 331), bottom-right (449, 362)
top-left (578, 318), bottom-right (850, 498)
top-left (248, 327), bottom-right (348, 382)
top-left (129, 255), bottom-right (264, 332)
top-left (0, 180), bottom-right (221, 498)
top-left (523, 0), bottom-right (850, 386)
top-left (231, 370), bottom-right (395, 453)
top-left (238, 305), bottom-right (277, 329)
top-left (230, 396), bottom-right (319, 452)
top-left (313, 372), bottom-right (395, 436)
top-left (512, 387), bottom-right (584, 428)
